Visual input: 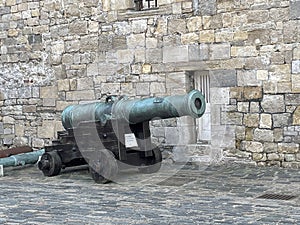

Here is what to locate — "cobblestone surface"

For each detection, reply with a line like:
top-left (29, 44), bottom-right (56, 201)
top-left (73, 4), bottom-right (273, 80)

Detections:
top-left (0, 163), bottom-right (299, 225)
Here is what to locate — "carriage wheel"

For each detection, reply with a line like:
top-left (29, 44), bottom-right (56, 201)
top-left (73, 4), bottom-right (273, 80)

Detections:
top-left (38, 151), bottom-right (62, 177)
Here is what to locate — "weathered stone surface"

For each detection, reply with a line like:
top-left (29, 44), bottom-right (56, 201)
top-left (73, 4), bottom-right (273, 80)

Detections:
top-left (244, 114), bottom-right (259, 128)
top-left (231, 46), bottom-right (258, 57)
top-left (163, 46), bottom-right (189, 63)
top-left (253, 128), bottom-right (274, 142)
top-left (292, 60), bottom-right (300, 74)
top-left (37, 120), bottom-right (55, 139)
top-left (241, 141), bottom-right (263, 153)
top-left (66, 90), bottom-right (95, 101)
top-left (293, 106), bottom-right (300, 125)
top-left (243, 86), bottom-right (262, 100)
top-left (40, 86), bottom-right (58, 99)
top-left (199, 0), bottom-right (216, 16)
top-left (261, 95), bottom-right (285, 113)
top-left (260, 114), bottom-right (272, 129)
top-left (273, 113), bottom-right (291, 127)
top-left (278, 143), bottom-right (299, 153)
top-left (210, 70), bottom-right (236, 87)
top-left (210, 43), bottom-right (230, 60)
top-left (237, 70), bottom-right (260, 86)
top-left (286, 94), bottom-right (300, 105)
top-left (290, 0), bottom-right (300, 19)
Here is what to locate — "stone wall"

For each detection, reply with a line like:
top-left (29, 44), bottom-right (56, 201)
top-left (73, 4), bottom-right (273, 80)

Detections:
top-left (0, 0), bottom-right (300, 167)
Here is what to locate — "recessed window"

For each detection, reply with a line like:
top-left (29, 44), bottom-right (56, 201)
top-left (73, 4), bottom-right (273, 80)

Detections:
top-left (134, 0), bottom-right (158, 10)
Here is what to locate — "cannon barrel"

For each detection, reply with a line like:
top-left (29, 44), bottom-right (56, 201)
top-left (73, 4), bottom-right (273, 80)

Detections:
top-left (0, 149), bottom-right (45, 168)
top-left (61, 90), bottom-right (206, 130)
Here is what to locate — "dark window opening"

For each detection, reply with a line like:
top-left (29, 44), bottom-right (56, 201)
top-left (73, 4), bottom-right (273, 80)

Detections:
top-left (134, 0), bottom-right (158, 11)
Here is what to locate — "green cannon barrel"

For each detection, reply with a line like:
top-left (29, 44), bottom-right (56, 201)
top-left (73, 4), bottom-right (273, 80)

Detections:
top-left (0, 149), bottom-right (45, 168)
top-left (61, 90), bottom-right (206, 130)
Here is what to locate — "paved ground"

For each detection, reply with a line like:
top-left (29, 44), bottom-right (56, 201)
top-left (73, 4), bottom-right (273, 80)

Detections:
top-left (0, 161), bottom-right (299, 225)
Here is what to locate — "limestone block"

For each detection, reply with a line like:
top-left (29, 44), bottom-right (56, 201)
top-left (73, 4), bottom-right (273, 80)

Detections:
top-left (66, 90), bottom-right (95, 101)
top-left (273, 113), bottom-right (291, 128)
top-left (267, 153), bottom-right (280, 161)
top-left (221, 112), bottom-right (243, 125)
top-left (253, 153), bottom-right (264, 161)
top-left (13, 137), bottom-right (28, 146)
top-left (181, 33), bottom-right (199, 44)
top-left (6, 0), bottom-right (16, 6)
top-left (210, 70), bottom-right (236, 87)
top-left (142, 64), bottom-right (152, 74)
top-left (231, 46), bottom-right (258, 57)
top-left (146, 38), bottom-right (158, 49)
top-left (15, 124), bottom-right (24, 136)
top-left (244, 113), bottom-right (259, 128)
top-left (163, 46), bottom-right (189, 63)
top-left (188, 45), bottom-right (200, 61)
top-left (80, 36), bottom-right (98, 52)
top-left (146, 49), bottom-right (162, 63)
top-left (215, 31), bottom-right (234, 42)
top-left (199, 30), bottom-right (214, 43)
top-left (32, 138), bottom-right (45, 148)
top-left (199, 44), bottom-right (209, 60)
top-left (199, 0), bottom-right (216, 16)
top-left (37, 120), bottom-right (55, 139)
top-left (291, 0), bottom-right (300, 19)
top-left (168, 19), bottom-right (187, 34)
top-left (150, 82), bottom-right (166, 94)
top-left (254, 128), bottom-right (274, 142)
top-left (237, 102), bottom-right (249, 113)
top-left (264, 142), bottom-right (278, 153)
top-left (166, 72), bottom-right (187, 90)
top-left (285, 154), bottom-right (296, 162)
top-left (23, 105), bottom-right (37, 113)
top-left (120, 83), bottom-right (135, 96)
top-left (210, 43), bottom-right (230, 60)
top-left (250, 102), bottom-right (260, 113)
top-left (172, 2), bottom-right (182, 14)
top-left (117, 49), bottom-right (134, 64)
top-left (293, 106), bottom-right (300, 125)
top-left (243, 86), bottom-right (262, 100)
top-left (269, 64), bottom-right (291, 82)
top-left (58, 79), bottom-right (70, 91)
top-left (77, 78), bottom-right (94, 90)
top-left (234, 31), bottom-right (248, 41)
top-left (241, 141), bottom-right (263, 153)
top-left (154, 18), bottom-right (168, 35)
top-left (127, 33), bottom-right (145, 48)
top-left (237, 70), bottom-right (260, 86)
top-left (134, 83), bottom-right (149, 96)
top-left (132, 19), bottom-right (147, 34)
top-left (40, 86), bottom-right (58, 99)
top-left (51, 41), bottom-right (64, 54)
top-left (256, 70), bottom-right (268, 80)
top-left (187, 16), bottom-right (202, 32)
top-left (43, 99), bottom-right (56, 107)
top-left (293, 47), bottom-right (300, 59)
top-left (230, 87), bottom-right (243, 100)
top-left (292, 60), bottom-right (300, 74)
top-left (210, 87), bottom-right (229, 104)
top-left (260, 114), bottom-right (272, 129)
top-left (278, 143), bottom-right (299, 153)
top-left (286, 94), bottom-right (300, 105)
top-left (69, 20), bottom-right (88, 35)
top-left (261, 95), bottom-right (285, 113)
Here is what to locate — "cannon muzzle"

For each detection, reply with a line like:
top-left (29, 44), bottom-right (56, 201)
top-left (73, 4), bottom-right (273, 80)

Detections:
top-left (61, 90), bottom-right (206, 130)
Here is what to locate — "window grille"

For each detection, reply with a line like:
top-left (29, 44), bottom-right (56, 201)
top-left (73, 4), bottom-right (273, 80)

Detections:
top-left (196, 73), bottom-right (210, 103)
top-left (134, 0), bottom-right (158, 10)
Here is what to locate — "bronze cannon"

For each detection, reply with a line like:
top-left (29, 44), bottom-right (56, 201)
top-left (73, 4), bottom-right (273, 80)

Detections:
top-left (38, 90), bottom-right (206, 183)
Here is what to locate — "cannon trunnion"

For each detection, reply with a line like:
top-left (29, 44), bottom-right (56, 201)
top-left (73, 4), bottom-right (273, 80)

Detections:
top-left (38, 90), bottom-right (206, 183)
